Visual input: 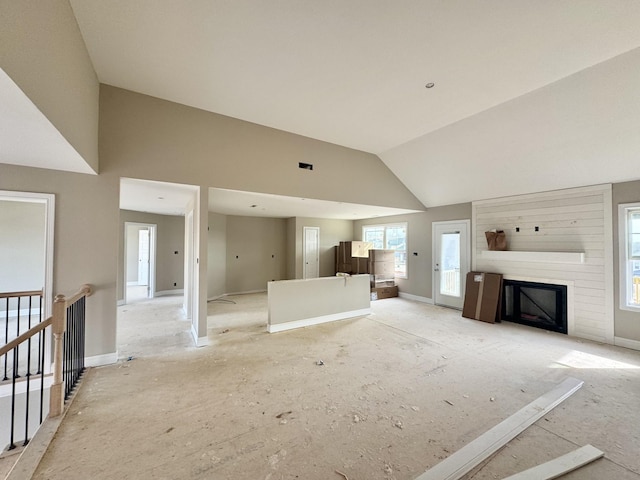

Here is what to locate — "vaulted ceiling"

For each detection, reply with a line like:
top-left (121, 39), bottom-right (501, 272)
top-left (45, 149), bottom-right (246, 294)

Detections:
top-left (65, 2), bottom-right (640, 206)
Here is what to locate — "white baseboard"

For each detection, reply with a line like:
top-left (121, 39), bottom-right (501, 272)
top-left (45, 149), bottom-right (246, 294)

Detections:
top-left (224, 289), bottom-right (267, 296)
top-left (85, 352), bottom-right (118, 367)
top-left (116, 299), bottom-right (125, 306)
top-left (399, 292), bottom-right (434, 304)
top-left (191, 324), bottom-right (208, 347)
top-left (268, 308), bottom-right (371, 333)
top-left (614, 336), bottom-right (640, 351)
top-left (0, 375), bottom-right (53, 397)
top-left (155, 289), bottom-right (184, 297)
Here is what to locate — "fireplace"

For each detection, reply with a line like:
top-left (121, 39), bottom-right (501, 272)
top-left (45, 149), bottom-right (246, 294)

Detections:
top-left (501, 280), bottom-right (567, 334)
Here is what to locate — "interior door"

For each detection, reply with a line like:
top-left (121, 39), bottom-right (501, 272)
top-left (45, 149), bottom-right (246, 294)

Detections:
top-left (303, 226), bottom-right (320, 279)
top-left (138, 228), bottom-right (150, 286)
top-left (433, 220), bottom-right (470, 309)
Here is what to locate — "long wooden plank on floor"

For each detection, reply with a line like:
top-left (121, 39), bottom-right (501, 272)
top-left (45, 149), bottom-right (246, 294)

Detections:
top-left (502, 444), bottom-right (604, 480)
top-left (414, 377), bottom-right (584, 480)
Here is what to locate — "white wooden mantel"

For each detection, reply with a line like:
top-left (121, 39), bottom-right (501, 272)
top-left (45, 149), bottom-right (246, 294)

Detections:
top-left (479, 250), bottom-right (585, 264)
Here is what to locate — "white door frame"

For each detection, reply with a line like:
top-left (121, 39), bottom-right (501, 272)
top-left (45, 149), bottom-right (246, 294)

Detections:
top-left (184, 209), bottom-right (194, 319)
top-left (0, 190), bottom-right (54, 374)
top-left (303, 226), bottom-right (320, 279)
top-left (123, 222), bottom-right (157, 304)
top-left (432, 220), bottom-right (471, 309)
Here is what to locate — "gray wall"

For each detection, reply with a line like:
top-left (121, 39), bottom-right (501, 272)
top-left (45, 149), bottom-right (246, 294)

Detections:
top-left (612, 180), bottom-right (640, 342)
top-left (293, 217), bottom-right (354, 279)
top-left (125, 225), bottom-right (143, 283)
top-left (207, 212), bottom-right (227, 299)
top-left (354, 203), bottom-right (472, 299)
top-left (117, 210), bottom-right (185, 302)
top-left (0, 200), bottom-right (45, 292)
top-left (0, 165), bottom-right (119, 359)
top-left (0, 0), bottom-right (99, 172)
top-left (99, 85), bottom-right (425, 211)
top-left (225, 216), bottom-right (287, 293)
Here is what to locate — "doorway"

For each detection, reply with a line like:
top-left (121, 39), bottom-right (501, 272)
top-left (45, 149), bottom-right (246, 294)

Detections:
top-left (124, 223), bottom-right (157, 304)
top-left (303, 226), bottom-right (320, 279)
top-left (433, 220), bottom-right (470, 309)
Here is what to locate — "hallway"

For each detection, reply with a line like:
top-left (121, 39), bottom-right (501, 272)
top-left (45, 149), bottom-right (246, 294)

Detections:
top-left (31, 295), bottom-right (640, 479)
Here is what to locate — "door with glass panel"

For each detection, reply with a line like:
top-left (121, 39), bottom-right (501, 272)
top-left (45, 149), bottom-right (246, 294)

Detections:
top-left (433, 220), bottom-right (470, 309)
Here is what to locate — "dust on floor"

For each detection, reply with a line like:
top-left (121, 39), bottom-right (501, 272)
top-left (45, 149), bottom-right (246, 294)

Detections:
top-left (32, 294), bottom-right (640, 479)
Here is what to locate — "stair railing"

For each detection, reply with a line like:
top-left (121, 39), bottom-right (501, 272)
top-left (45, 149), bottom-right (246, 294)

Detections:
top-left (0, 284), bottom-right (92, 452)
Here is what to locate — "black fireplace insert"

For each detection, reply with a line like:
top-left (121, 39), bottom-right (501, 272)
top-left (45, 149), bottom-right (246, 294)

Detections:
top-left (501, 280), bottom-right (567, 334)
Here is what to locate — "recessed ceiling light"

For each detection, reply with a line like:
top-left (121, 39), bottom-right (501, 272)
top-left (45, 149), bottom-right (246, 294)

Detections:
top-left (425, 82), bottom-right (435, 89)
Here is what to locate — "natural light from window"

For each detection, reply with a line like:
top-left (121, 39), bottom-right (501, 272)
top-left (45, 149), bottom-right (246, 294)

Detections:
top-left (363, 223), bottom-right (407, 278)
top-left (550, 350), bottom-right (640, 369)
top-left (619, 204), bottom-right (640, 311)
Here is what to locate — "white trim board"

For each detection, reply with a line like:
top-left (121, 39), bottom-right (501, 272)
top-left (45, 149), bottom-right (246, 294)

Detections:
top-left (85, 352), bottom-right (118, 367)
top-left (398, 292), bottom-right (434, 304)
top-left (190, 325), bottom-right (208, 347)
top-left (614, 336), bottom-right (640, 352)
top-left (268, 308), bottom-right (371, 333)
top-left (415, 377), bottom-right (584, 480)
top-left (503, 444), bottom-right (604, 480)
top-left (155, 289), bottom-right (184, 297)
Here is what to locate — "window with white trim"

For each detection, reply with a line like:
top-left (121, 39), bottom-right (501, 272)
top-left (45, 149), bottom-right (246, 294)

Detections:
top-left (363, 223), bottom-right (407, 278)
top-left (619, 203), bottom-right (640, 311)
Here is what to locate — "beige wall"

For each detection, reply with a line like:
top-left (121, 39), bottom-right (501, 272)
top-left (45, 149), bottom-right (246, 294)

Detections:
top-left (286, 218), bottom-right (296, 280)
top-left (117, 210), bottom-right (185, 302)
top-left (0, 0), bottom-right (99, 172)
top-left (207, 212), bottom-right (227, 299)
top-left (354, 204), bottom-right (472, 299)
top-left (0, 164), bottom-right (119, 358)
top-left (99, 86), bottom-right (425, 211)
top-left (612, 180), bottom-right (640, 342)
top-left (0, 200), bottom-right (46, 292)
top-left (293, 217), bottom-right (354, 279)
top-left (225, 216), bottom-right (287, 294)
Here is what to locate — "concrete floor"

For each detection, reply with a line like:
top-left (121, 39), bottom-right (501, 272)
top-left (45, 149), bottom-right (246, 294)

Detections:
top-left (31, 293), bottom-right (640, 479)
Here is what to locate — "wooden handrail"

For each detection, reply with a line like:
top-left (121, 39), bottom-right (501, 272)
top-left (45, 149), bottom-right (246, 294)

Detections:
top-left (0, 317), bottom-right (51, 358)
top-left (0, 289), bottom-right (43, 299)
top-left (59, 284), bottom-right (93, 307)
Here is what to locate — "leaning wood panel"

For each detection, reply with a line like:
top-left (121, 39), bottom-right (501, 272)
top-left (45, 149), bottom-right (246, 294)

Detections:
top-left (503, 444), bottom-right (604, 480)
top-left (414, 378), bottom-right (583, 480)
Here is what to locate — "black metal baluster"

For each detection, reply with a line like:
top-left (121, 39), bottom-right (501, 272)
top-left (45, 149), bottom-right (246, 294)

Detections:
top-left (15, 296), bottom-right (21, 378)
top-left (39, 325), bottom-right (46, 424)
top-left (36, 295), bottom-right (42, 374)
top-left (27, 296), bottom-right (33, 377)
top-left (8, 348), bottom-right (18, 450)
top-left (80, 296), bottom-right (85, 373)
top-left (3, 297), bottom-right (8, 381)
top-left (24, 329), bottom-right (32, 446)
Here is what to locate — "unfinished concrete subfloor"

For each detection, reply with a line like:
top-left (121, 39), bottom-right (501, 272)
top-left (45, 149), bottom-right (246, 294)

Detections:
top-left (32, 294), bottom-right (640, 479)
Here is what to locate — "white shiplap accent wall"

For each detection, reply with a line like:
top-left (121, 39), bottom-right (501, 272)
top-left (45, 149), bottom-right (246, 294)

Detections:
top-left (472, 184), bottom-right (614, 343)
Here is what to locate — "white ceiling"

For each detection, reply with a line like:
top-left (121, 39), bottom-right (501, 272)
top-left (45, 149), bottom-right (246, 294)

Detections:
top-left (208, 188), bottom-right (424, 220)
top-left (0, 68), bottom-right (94, 175)
top-left (6, 2), bottom-right (640, 212)
top-left (120, 178), bottom-right (198, 216)
top-left (70, 0), bottom-right (640, 155)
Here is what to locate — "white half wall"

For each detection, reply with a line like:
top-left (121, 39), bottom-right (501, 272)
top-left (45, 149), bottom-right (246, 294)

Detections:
top-left (268, 274), bottom-right (371, 332)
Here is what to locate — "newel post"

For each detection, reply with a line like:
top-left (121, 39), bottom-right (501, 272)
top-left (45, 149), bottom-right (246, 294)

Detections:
top-left (49, 294), bottom-right (67, 417)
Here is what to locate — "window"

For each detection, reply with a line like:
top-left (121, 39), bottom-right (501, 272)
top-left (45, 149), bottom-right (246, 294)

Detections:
top-left (363, 223), bottom-right (407, 278)
top-left (619, 203), bottom-right (640, 311)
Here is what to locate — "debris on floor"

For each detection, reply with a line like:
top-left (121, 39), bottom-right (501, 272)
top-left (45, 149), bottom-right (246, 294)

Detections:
top-left (316, 359), bottom-right (325, 366)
